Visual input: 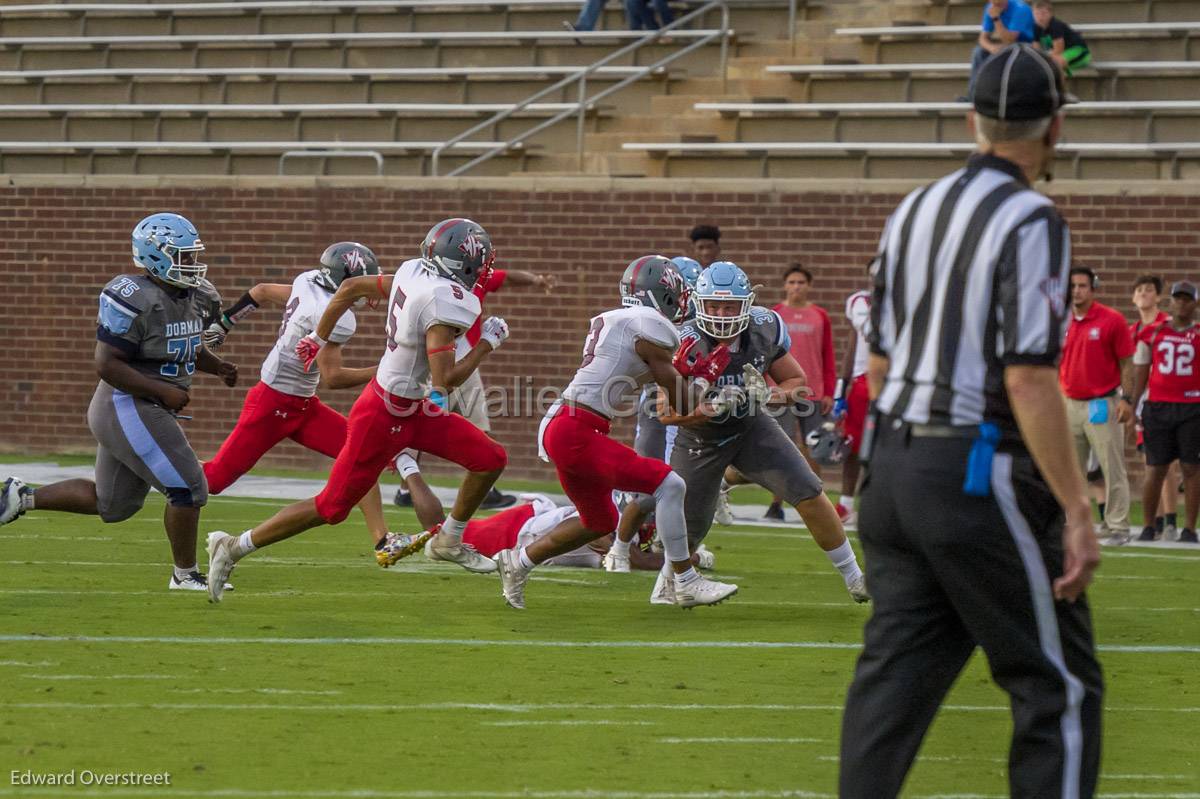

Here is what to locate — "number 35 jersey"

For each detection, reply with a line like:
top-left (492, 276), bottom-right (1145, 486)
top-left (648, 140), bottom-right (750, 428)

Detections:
top-left (376, 258), bottom-right (482, 400)
top-left (96, 273), bottom-right (221, 390)
top-left (561, 305), bottom-right (680, 414)
top-left (1136, 322), bottom-right (1200, 403)
top-left (260, 270), bottom-right (357, 398)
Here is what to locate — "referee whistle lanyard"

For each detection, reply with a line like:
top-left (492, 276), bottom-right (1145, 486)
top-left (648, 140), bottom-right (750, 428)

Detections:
top-left (962, 422), bottom-right (1001, 497)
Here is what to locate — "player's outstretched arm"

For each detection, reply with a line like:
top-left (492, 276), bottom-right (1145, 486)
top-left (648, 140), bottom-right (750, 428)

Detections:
top-left (94, 342), bottom-right (190, 412)
top-left (316, 341), bottom-right (375, 391)
top-left (637, 338), bottom-right (707, 417)
top-left (426, 320), bottom-right (505, 394)
top-left (202, 283), bottom-right (291, 349)
top-left (316, 275), bottom-right (392, 342)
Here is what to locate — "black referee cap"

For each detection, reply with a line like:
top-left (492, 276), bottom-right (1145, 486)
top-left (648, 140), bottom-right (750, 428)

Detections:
top-left (973, 44), bottom-right (1068, 121)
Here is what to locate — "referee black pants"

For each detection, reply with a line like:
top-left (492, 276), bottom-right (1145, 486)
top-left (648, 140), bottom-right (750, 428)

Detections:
top-left (839, 422), bottom-right (1103, 798)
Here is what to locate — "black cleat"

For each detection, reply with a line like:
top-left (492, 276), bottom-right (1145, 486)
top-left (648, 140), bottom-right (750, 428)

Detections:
top-left (480, 488), bottom-right (518, 510)
top-left (393, 489), bottom-right (414, 508)
top-left (1179, 528), bottom-right (1198, 544)
top-left (762, 501), bottom-right (785, 522)
top-left (1136, 526), bottom-right (1158, 542)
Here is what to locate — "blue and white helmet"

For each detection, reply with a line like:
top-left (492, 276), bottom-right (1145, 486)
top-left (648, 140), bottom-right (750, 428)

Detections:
top-left (131, 212), bottom-right (206, 289)
top-left (671, 256), bottom-right (703, 319)
top-left (694, 261), bottom-right (755, 339)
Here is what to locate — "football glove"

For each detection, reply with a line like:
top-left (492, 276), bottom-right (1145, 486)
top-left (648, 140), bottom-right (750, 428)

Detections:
top-left (707, 384), bottom-right (747, 417)
top-left (202, 319), bottom-right (230, 350)
top-left (295, 332), bottom-right (326, 372)
top-left (692, 343), bottom-right (732, 386)
top-left (742, 364), bottom-right (772, 405)
top-left (833, 397), bottom-right (848, 418)
top-left (481, 316), bottom-right (509, 350)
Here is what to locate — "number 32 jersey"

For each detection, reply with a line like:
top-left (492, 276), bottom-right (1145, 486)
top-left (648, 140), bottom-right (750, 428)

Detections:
top-left (1135, 322), bottom-right (1200, 403)
top-left (260, 269), bottom-right (357, 398)
top-left (561, 305), bottom-right (680, 414)
top-left (376, 258), bottom-right (482, 399)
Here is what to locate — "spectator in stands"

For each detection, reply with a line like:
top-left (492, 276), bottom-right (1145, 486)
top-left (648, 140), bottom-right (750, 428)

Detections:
top-left (688, 223), bottom-right (721, 267)
top-left (1060, 265), bottom-right (1136, 544)
top-left (1130, 274), bottom-right (1180, 541)
top-left (564, 0), bottom-right (673, 34)
top-left (966, 0), bottom-right (1037, 100)
top-left (1033, 0), bottom-right (1092, 77)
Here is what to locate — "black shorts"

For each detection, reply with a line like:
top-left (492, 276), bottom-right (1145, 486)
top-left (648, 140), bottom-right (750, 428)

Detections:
top-left (1141, 401), bottom-right (1200, 465)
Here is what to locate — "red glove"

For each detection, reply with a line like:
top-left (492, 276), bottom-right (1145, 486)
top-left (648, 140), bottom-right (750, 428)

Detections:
top-left (295, 332), bottom-right (326, 372)
top-left (672, 338), bottom-right (699, 376)
top-left (691, 344), bottom-right (731, 386)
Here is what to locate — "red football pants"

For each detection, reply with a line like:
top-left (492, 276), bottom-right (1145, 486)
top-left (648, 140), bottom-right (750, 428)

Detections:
top-left (542, 404), bottom-right (671, 532)
top-left (844, 374), bottom-right (870, 455)
top-left (314, 379), bottom-right (507, 524)
top-left (204, 381), bottom-right (348, 495)
top-left (462, 503), bottom-right (536, 558)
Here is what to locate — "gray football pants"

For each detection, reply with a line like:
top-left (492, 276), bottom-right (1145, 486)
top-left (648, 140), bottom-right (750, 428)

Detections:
top-left (87, 381), bottom-right (208, 522)
top-left (671, 413), bottom-right (823, 546)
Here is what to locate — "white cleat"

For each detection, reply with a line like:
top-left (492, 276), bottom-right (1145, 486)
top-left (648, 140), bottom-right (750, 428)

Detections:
top-left (714, 486), bottom-right (734, 526)
top-left (650, 569), bottom-right (677, 605)
top-left (168, 570), bottom-right (233, 593)
top-left (847, 573), bottom-right (870, 604)
top-left (427, 533), bottom-right (497, 574)
top-left (674, 574), bottom-right (738, 609)
top-left (695, 544), bottom-right (715, 570)
top-left (603, 549), bottom-right (631, 573)
top-left (0, 477), bottom-right (30, 526)
top-left (495, 548), bottom-right (530, 610)
top-left (205, 531), bottom-right (238, 604)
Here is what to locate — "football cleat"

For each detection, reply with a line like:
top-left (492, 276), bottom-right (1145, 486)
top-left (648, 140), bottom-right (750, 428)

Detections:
top-left (495, 548), bottom-right (530, 610)
top-left (205, 531), bottom-right (238, 603)
top-left (392, 489), bottom-right (414, 508)
top-left (762, 502), bottom-right (786, 522)
top-left (714, 485), bottom-right (734, 526)
top-left (1103, 528), bottom-right (1131, 547)
top-left (0, 477), bottom-right (30, 526)
top-left (168, 570), bottom-right (233, 592)
top-left (695, 544), bottom-right (715, 570)
top-left (847, 574), bottom-right (870, 604)
top-left (1163, 523), bottom-right (1178, 542)
top-left (649, 569), bottom-right (676, 605)
top-left (375, 531), bottom-right (433, 568)
top-left (674, 574), bottom-right (738, 609)
top-left (602, 548), bottom-right (631, 573)
top-left (427, 527), bottom-right (497, 573)
top-left (1179, 528), bottom-right (1199, 544)
top-left (1136, 526), bottom-right (1157, 543)
top-left (480, 488), bottom-right (518, 510)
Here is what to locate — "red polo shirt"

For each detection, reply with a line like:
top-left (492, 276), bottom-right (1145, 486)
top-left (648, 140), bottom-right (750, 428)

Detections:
top-left (1059, 301), bottom-right (1135, 400)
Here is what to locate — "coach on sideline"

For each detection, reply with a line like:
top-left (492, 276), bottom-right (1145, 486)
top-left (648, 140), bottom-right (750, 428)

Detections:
top-left (839, 45), bottom-right (1103, 798)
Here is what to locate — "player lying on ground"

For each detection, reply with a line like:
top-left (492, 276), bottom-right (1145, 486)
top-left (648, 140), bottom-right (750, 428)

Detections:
top-left (0, 213), bottom-right (239, 591)
top-left (205, 218), bottom-right (511, 602)
top-left (494, 255), bottom-right (737, 610)
top-left (659, 261), bottom-right (869, 604)
top-left (375, 459), bottom-right (715, 571)
top-left (199, 242), bottom-right (393, 543)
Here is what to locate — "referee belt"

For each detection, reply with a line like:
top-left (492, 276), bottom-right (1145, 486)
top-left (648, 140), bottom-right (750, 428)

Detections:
top-left (887, 418), bottom-right (1023, 446)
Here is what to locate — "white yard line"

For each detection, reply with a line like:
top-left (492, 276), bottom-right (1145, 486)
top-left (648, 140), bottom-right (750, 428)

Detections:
top-left (658, 737), bottom-right (823, 744)
top-left (0, 789), bottom-right (1195, 799)
top-left (482, 720), bottom-right (656, 727)
top-left (20, 673), bottom-right (179, 680)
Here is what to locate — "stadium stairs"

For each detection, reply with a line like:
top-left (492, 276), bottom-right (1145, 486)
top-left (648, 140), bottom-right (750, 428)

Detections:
top-left (1, 0), bottom-right (1199, 179)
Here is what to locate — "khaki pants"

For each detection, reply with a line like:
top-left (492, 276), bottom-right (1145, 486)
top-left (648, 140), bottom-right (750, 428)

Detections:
top-left (1065, 395), bottom-right (1129, 532)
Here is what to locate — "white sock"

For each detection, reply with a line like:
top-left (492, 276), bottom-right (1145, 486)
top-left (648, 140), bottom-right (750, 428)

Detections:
top-left (22, 490), bottom-right (35, 511)
top-left (673, 566), bottom-right (700, 585)
top-left (610, 537), bottom-right (631, 558)
top-left (440, 517), bottom-right (466, 545)
top-left (825, 540), bottom-right (862, 584)
top-left (719, 478), bottom-right (729, 493)
top-left (517, 546), bottom-right (536, 570)
top-left (232, 530), bottom-right (257, 560)
top-left (173, 564), bottom-right (197, 580)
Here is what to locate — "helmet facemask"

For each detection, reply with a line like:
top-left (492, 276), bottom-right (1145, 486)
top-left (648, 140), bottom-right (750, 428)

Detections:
top-left (149, 236), bottom-right (207, 289)
top-left (696, 294), bottom-right (752, 339)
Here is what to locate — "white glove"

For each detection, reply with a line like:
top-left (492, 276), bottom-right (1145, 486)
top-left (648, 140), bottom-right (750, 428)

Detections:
top-left (480, 316), bottom-right (509, 350)
top-left (743, 364), bottom-right (772, 405)
top-left (202, 320), bottom-right (228, 350)
top-left (707, 384), bottom-right (747, 417)
top-left (695, 544), bottom-right (715, 570)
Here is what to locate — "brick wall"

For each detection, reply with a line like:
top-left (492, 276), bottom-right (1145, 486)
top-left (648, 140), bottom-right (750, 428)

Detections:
top-left (1, 178), bottom-right (1197, 484)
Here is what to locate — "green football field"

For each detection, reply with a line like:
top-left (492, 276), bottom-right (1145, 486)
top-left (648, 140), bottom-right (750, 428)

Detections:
top-left (1, 490), bottom-right (1197, 798)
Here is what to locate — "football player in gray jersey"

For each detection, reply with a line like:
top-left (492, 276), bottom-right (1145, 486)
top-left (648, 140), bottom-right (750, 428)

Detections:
top-left (659, 261), bottom-right (870, 603)
top-left (0, 213), bottom-right (239, 592)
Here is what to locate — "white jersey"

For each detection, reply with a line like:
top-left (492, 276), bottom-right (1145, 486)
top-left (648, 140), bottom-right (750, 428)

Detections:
top-left (260, 270), bottom-right (356, 398)
top-left (516, 495), bottom-right (603, 569)
top-left (376, 259), bottom-right (481, 399)
top-left (560, 306), bottom-right (680, 415)
top-left (846, 290), bottom-right (872, 379)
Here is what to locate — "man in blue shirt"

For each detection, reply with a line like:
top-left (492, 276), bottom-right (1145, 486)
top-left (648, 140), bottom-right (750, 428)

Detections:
top-left (966, 0), bottom-right (1036, 99)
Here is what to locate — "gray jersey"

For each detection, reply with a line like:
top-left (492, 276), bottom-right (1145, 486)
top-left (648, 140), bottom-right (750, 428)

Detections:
top-left (677, 305), bottom-right (791, 440)
top-left (96, 273), bottom-right (217, 390)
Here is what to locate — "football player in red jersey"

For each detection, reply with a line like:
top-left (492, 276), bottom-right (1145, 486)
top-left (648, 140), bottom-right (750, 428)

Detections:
top-left (1133, 280), bottom-right (1200, 544)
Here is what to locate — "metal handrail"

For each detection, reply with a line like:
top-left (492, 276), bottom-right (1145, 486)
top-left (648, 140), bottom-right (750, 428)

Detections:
top-left (280, 149), bottom-right (384, 175)
top-left (431, 0), bottom-right (730, 177)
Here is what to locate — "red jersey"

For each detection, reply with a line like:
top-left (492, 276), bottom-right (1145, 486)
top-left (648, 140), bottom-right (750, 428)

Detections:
top-left (772, 302), bottom-right (835, 400)
top-left (1139, 321), bottom-right (1200, 403)
top-left (1130, 311), bottom-right (1169, 347)
top-left (465, 268), bottom-right (508, 346)
top-left (1059, 301), bottom-right (1135, 400)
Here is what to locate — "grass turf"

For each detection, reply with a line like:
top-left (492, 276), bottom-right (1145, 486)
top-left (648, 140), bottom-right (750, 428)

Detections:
top-left (1, 492), bottom-right (1198, 798)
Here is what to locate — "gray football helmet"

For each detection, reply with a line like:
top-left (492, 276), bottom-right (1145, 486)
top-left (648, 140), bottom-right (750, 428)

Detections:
top-left (315, 242), bottom-right (381, 292)
top-left (419, 218), bottom-right (495, 289)
top-left (806, 422), bottom-right (850, 466)
top-left (619, 255), bottom-right (690, 324)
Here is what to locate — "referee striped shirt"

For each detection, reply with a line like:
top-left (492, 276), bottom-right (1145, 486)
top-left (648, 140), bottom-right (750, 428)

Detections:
top-left (868, 153), bottom-right (1071, 432)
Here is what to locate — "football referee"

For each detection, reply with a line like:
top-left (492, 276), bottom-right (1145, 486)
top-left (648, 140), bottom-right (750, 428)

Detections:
top-left (839, 45), bottom-right (1103, 798)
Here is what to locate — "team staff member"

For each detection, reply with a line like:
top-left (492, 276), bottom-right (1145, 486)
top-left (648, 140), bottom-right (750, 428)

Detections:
top-left (839, 45), bottom-right (1102, 798)
top-left (1060, 265), bottom-right (1135, 543)
top-left (1133, 281), bottom-right (1200, 544)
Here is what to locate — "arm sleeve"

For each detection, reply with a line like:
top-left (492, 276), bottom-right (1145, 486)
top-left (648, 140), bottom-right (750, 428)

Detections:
top-left (995, 206), bottom-right (1071, 366)
top-left (821, 310), bottom-right (836, 395)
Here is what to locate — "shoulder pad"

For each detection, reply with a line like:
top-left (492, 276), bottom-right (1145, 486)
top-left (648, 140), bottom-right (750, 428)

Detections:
top-left (101, 274), bottom-right (153, 313)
